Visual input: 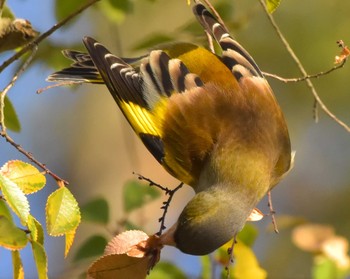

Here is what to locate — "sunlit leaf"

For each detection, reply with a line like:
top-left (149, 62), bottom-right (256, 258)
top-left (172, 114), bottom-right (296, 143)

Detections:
top-left (0, 216), bottom-right (28, 250)
top-left (132, 34), bottom-right (174, 51)
top-left (81, 197), bottom-right (109, 225)
top-left (4, 96), bottom-right (21, 132)
top-left (148, 261), bottom-right (187, 279)
top-left (31, 240), bottom-right (48, 279)
top-left (123, 180), bottom-right (161, 213)
top-left (87, 254), bottom-right (149, 279)
top-left (46, 186), bottom-right (81, 236)
top-left (216, 240), bottom-right (267, 279)
top-left (0, 198), bottom-right (13, 221)
top-left (12, 250), bottom-right (24, 279)
top-left (1, 160), bottom-right (46, 194)
top-left (27, 215), bottom-right (44, 244)
top-left (65, 228), bottom-right (77, 258)
top-left (232, 241), bottom-right (267, 279)
top-left (73, 235), bottom-right (108, 262)
top-left (0, 173), bottom-right (29, 224)
top-left (104, 230), bottom-right (149, 256)
top-left (266, 0), bottom-right (281, 14)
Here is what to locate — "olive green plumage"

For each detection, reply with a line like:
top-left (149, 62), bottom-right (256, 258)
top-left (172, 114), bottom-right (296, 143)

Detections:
top-left (48, 2), bottom-right (292, 255)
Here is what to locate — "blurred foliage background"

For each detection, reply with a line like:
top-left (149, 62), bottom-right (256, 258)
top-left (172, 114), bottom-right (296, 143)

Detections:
top-left (1, 0), bottom-right (350, 278)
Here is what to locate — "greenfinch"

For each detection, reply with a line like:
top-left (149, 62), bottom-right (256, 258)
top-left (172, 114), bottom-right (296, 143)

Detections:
top-left (48, 2), bottom-right (292, 255)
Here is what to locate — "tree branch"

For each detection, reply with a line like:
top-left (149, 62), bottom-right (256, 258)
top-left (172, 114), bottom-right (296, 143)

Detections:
top-left (258, 0), bottom-right (350, 133)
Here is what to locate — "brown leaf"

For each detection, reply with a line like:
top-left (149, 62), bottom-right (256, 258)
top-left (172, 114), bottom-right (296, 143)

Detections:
top-left (87, 254), bottom-right (149, 279)
top-left (104, 230), bottom-right (149, 256)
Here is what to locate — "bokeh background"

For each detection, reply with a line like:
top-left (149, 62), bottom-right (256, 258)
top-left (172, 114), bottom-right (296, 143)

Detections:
top-left (1, 0), bottom-right (350, 278)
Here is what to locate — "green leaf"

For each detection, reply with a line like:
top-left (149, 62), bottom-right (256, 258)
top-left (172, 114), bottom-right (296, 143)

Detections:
top-left (200, 255), bottom-right (212, 279)
top-left (81, 197), bottom-right (109, 224)
top-left (12, 250), bottom-right (24, 279)
top-left (1, 160), bottom-right (46, 194)
top-left (73, 235), bottom-right (108, 262)
top-left (312, 255), bottom-right (350, 279)
top-left (0, 215), bottom-right (28, 250)
top-left (0, 198), bottom-right (13, 221)
top-left (4, 96), bottom-right (21, 132)
top-left (31, 240), bottom-right (48, 279)
top-left (238, 223), bottom-right (258, 247)
top-left (2, 5), bottom-right (15, 20)
top-left (27, 215), bottom-right (44, 244)
top-left (0, 173), bottom-right (29, 224)
top-left (266, 0), bottom-right (282, 14)
top-left (98, 0), bottom-right (133, 24)
top-left (132, 33), bottom-right (174, 51)
top-left (123, 180), bottom-right (161, 213)
top-left (148, 261), bottom-right (187, 279)
top-left (46, 186), bottom-right (81, 236)
top-left (55, 0), bottom-right (86, 22)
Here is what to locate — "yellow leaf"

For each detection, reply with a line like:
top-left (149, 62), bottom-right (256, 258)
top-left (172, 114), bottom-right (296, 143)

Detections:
top-left (0, 174), bottom-right (29, 225)
top-left (1, 160), bottom-right (46, 194)
top-left (12, 250), bottom-right (24, 279)
top-left (65, 229), bottom-right (76, 258)
top-left (232, 241), bottom-right (267, 279)
top-left (216, 240), bottom-right (267, 279)
top-left (46, 186), bottom-right (81, 236)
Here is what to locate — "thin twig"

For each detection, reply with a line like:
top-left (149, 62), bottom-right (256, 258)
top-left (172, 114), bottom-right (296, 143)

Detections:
top-left (263, 59), bottom-right (347, 83)
top-left (133, 173), bottom-right (184, 235)
top-left (133, 172), bottom-right (171, 193)
top-left (258, 0), bottom-right (350, 133)
top-left (157, 182), bottom-right (183, 235)
top-left (1, 133), bottom-right (69, 184)
top-left (37, 80), bottom-right (83, 94)
top-left (226, 234), bottom-right (237, 279)
top-left (0, 0), bottom-right (100, 73)
top-left (267, 191), bottom-right (279, 233)
top-left (0, 47), bottom-right (37, 133)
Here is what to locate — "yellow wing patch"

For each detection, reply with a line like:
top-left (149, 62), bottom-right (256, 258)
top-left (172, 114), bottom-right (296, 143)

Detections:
top-left (120, 101), bottom-right (160, 137)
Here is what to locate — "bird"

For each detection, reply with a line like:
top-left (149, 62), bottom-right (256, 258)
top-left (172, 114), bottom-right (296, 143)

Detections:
top-left (48, 2), bottom-right (292, 255)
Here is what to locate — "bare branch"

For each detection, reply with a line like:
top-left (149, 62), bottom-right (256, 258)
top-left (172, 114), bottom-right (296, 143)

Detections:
top-left (267, 191), bottom-right (279, 234)
top-left (134, 173), bottom-right (183, 236)
top-left (263, 58), bottom-right (347, 83)
top-left (258, 0), bottom-right (350, 133)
